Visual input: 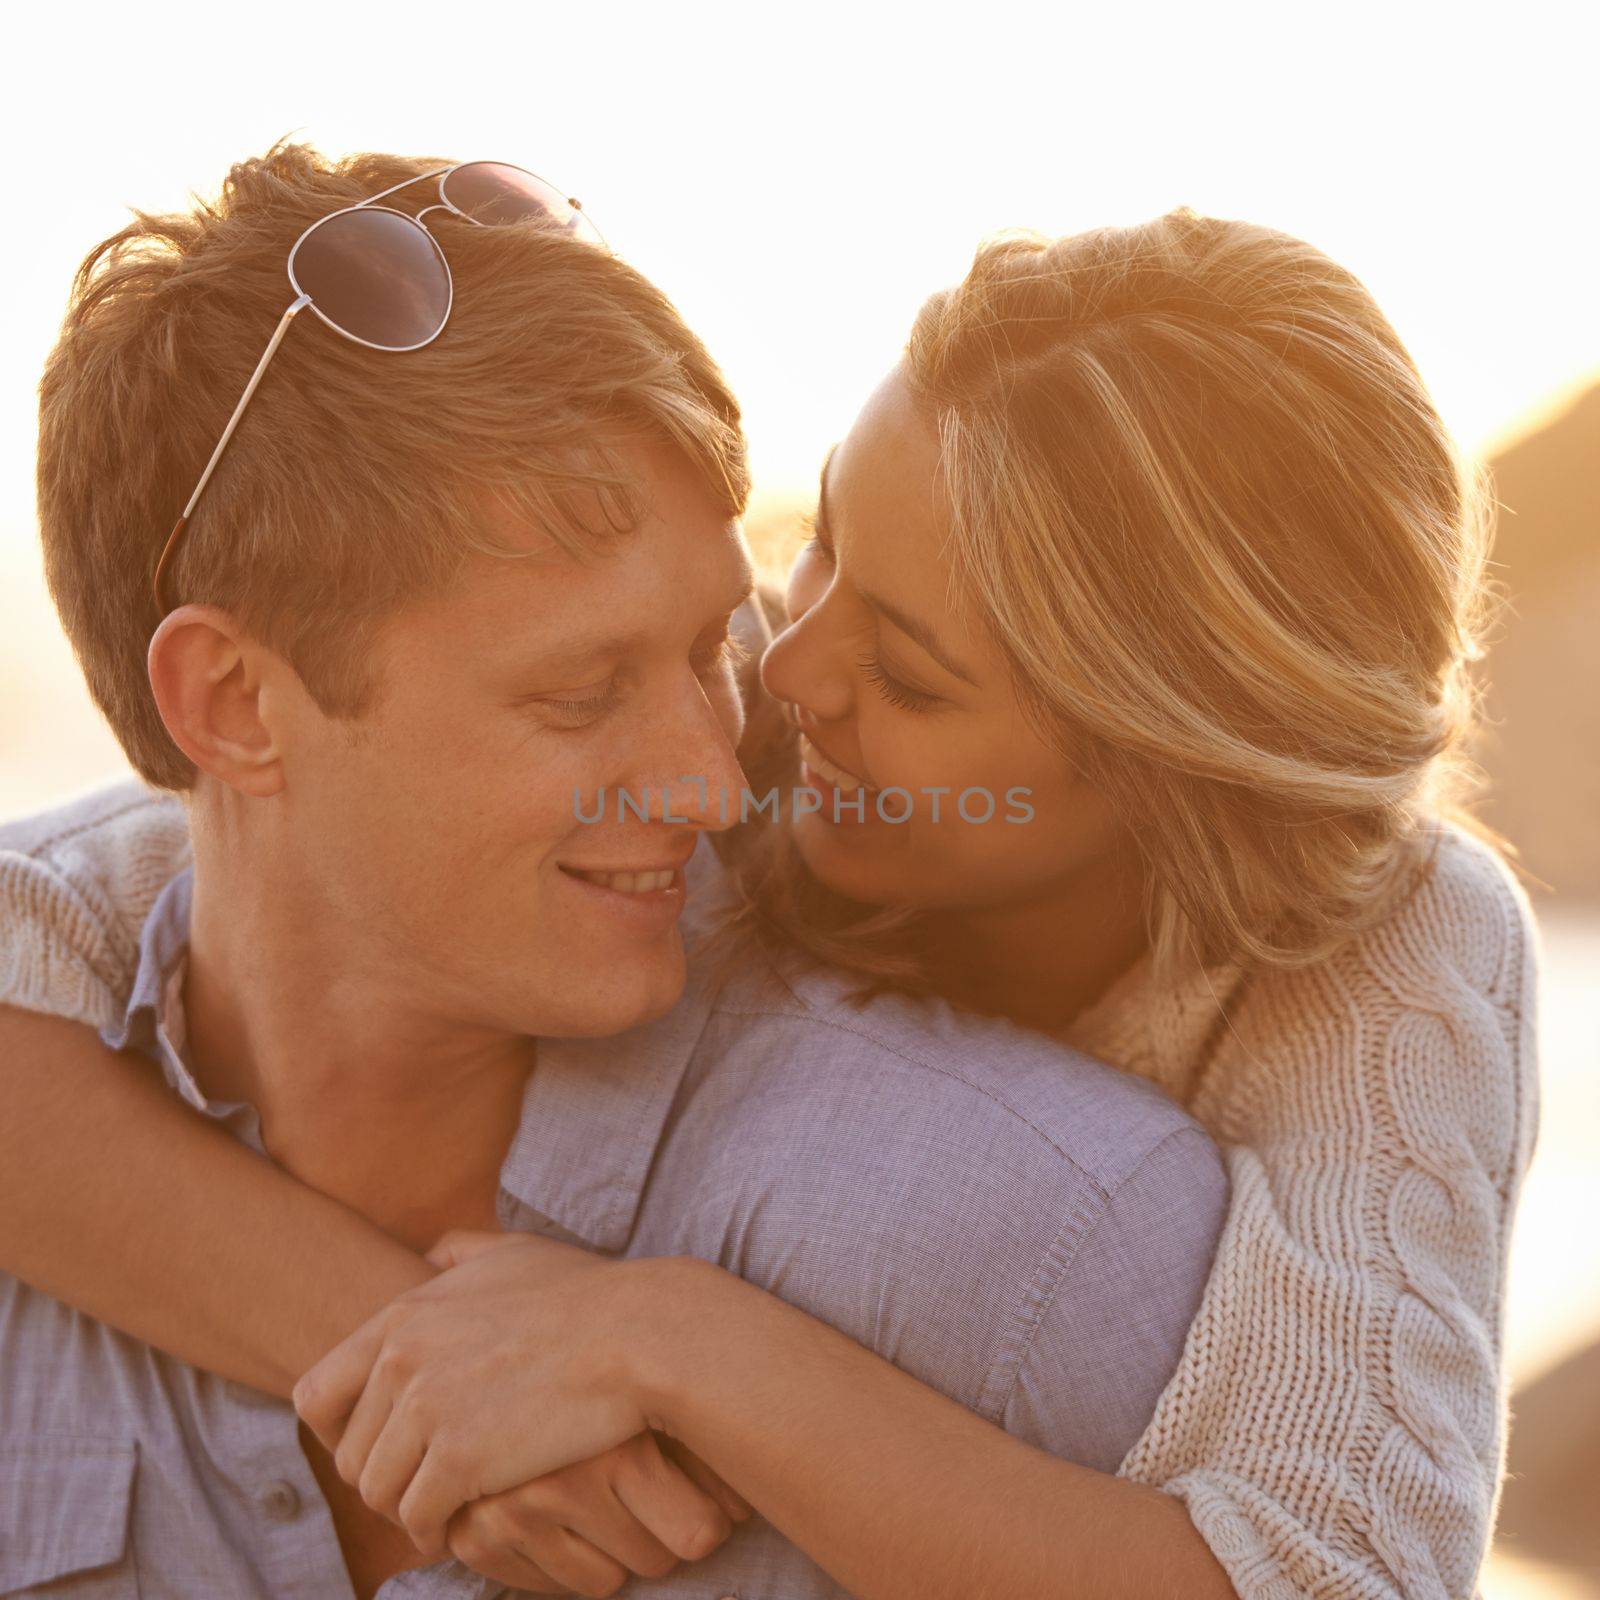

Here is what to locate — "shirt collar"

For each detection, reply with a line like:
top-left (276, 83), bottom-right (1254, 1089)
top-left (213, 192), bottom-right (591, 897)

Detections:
top-left (494, 948), bottom-right (716, 1253)
top-left (99, 868), bottom-right (215, 1114)
top-left (105, 861), bottom-right (720, 1258)
top-left (102, 867), bottom-right (193, 1047)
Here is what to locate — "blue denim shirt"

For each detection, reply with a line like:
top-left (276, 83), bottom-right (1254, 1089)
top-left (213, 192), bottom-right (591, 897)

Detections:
top-left (0, 868), bottom-right (1227, 1598)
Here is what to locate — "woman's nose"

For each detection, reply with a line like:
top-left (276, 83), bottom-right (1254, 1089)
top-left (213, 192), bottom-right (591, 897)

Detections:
top-left (760, 609), bottom-right (853, 725)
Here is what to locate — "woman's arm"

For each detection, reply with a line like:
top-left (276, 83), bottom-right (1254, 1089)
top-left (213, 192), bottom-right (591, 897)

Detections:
top-left (297, 1232), bottom-right (1238, 1600)
top-left (0, 784), bottom-right (417, 1391)
top-left (0, 1005), bottom-right (430, 1396)
top-left (643, 1260), bottom-right (1238, 1600)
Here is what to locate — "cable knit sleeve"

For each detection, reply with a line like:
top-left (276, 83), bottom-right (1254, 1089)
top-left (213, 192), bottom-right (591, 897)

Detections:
top-left (1117, 827), bottom-right (1539, 1600)
top-left (0, 781), bottom-right (191, 1030)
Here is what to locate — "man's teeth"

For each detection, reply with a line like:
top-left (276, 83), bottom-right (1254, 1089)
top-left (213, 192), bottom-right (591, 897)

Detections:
top-left (799, 735), bottom-right (874, 794)
top-left (568, 868), bottom-right (678, 894)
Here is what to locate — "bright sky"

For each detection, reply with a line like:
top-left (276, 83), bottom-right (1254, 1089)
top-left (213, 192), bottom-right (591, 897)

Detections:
top-left (1, 0), bottom-right (1596, 803)
top-left (4, 2), bottom-right (1596, 531)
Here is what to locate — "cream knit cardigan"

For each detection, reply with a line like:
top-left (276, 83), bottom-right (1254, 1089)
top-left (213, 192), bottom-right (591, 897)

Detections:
top-left (0, 780), bottom-right (1540, 1600)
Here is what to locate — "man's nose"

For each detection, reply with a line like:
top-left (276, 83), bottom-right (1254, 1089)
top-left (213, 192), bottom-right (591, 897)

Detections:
top-left (635, 680), bottom-right (747, 832)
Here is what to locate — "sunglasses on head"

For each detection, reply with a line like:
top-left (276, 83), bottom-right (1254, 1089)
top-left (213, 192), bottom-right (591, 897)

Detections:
top-left (152, 160), bottom-right (606, 612)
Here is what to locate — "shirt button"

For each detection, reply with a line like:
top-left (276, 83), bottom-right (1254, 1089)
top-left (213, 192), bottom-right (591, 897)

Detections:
top-left (259, 1479), bottom-right (301, 1521)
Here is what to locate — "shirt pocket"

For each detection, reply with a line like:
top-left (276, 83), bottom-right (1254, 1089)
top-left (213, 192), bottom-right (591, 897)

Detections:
top-left (0, 1434), bottom-right (139, 1597)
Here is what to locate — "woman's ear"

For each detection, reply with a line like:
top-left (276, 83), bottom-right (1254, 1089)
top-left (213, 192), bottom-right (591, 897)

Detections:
top-left (146, 606), bottom-right (286, 797)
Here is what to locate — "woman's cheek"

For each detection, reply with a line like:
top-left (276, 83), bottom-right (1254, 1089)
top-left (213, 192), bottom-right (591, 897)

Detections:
top-left (860, 710), bottom-right (954, 797)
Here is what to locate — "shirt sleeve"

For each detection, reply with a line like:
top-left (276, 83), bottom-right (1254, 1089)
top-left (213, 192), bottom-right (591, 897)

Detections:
top-left (1000, 1122), bottom-right (1229, 1474)
top-left (0, 781), bottom-right (190, 1029)
top-left (1114, 833), bottom-right (1540, 1600)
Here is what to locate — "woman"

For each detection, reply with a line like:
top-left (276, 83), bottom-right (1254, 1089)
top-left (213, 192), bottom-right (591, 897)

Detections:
top-left (0, 208), bottom-right (1536, 1600)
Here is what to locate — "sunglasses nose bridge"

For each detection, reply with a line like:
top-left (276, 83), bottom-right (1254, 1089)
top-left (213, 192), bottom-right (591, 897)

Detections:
top-left (412, 203), bottom-right (458, 230)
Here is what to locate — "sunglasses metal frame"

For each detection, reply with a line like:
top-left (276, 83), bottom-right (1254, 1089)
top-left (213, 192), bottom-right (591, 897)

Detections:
top-left (152, 162), bottom-right (598, 611)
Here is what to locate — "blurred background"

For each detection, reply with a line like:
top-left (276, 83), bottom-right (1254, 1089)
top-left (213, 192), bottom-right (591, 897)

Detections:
top-left (2, 3), bottom-right (1595, 1592)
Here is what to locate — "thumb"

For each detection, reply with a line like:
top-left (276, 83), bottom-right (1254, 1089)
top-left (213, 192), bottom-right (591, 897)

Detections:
top-left (424, 1228), bottom-right (510, 1269)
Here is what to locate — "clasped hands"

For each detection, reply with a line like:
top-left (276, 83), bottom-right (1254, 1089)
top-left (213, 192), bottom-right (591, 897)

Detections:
top-left (293, 1230), bottom-right (748, 1596)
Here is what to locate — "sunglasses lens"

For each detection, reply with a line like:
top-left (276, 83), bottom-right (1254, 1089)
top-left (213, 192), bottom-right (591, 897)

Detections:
top-left (441, 161), bottom-right (606, 245)
top-left (289, 208), bottom-right (451, 349)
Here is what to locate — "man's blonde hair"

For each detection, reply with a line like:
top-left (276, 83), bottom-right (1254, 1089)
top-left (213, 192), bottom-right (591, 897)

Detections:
top-left (741, 207), bottom-right (1496, 977)
top-left (38, 141), bottom-right (749, 790)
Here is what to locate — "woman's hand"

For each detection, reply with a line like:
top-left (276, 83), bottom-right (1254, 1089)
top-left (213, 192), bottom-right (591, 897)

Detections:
top-left (293, 1229), bottom-right (717, 1554)
top-left (444, 1430), bottom-right (747, 1597)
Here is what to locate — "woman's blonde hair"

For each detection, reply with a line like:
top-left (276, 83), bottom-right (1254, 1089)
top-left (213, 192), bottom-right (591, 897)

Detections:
top-left (733, 206), bottom-right (1497, 979)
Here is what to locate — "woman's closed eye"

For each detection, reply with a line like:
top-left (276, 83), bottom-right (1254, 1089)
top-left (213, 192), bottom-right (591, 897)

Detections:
top-left (801, 511), bottom-right (835, 563)
top-left (796, 516), bottom-right (940, 712)
top-left (857, 648), bottom-right (943, 713)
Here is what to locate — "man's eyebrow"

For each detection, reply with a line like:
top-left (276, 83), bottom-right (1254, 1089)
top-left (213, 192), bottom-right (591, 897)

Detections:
top-left (818, 451), bottom-right (978, 687)
top-left (516, 552), bottom-right (753, 680)
top-left (518, 632), bottom-right (641, 679)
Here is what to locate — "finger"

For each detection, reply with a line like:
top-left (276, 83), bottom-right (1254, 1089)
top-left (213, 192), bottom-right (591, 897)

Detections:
top-left (611, 1434), bottom-right (734, 1563)
top-left (330, 1362), bottom-right (401, 1492)
top-left (504, 1478), bottom-right (678, 1581)
top-left (398, 1433), bottom-right (481, 1559)
top-left (293, 1315), bottom-right (391, 1449)
top-left (447, 1502), bottom-right (568, 1593)
top-left (657, 1434), bottom-right (754, 1522)
top-left (356, 1405), bottom-right (429, 1525)
top-left (505, 1524), bottom-right (629, 1600)
top-left (424, 1228), bottom-right (512, 1269)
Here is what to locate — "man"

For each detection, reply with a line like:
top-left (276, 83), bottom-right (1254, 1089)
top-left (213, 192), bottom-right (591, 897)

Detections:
top-left (0, 144), bottom-right (1225, 1598)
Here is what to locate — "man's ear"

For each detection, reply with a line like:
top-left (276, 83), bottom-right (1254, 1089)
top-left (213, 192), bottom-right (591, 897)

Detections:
top-left (147, 606), bottom-right (287, 797)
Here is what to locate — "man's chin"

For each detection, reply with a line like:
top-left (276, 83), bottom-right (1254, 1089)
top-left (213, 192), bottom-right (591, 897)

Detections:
top-left (524, 935), bottom-right (688, 1039)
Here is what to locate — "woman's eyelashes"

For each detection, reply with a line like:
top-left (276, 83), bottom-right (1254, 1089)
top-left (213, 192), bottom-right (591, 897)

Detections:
top-left (857, 648), bottom-right (942, 713)
top-left (798, 522), bottom-right (939, 713)
top-left (802, 512), bottom-right (835, 562)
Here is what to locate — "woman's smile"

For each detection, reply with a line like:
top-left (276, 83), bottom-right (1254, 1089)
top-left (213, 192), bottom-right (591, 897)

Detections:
top-left (797, 731), bottom-right (876, 796)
